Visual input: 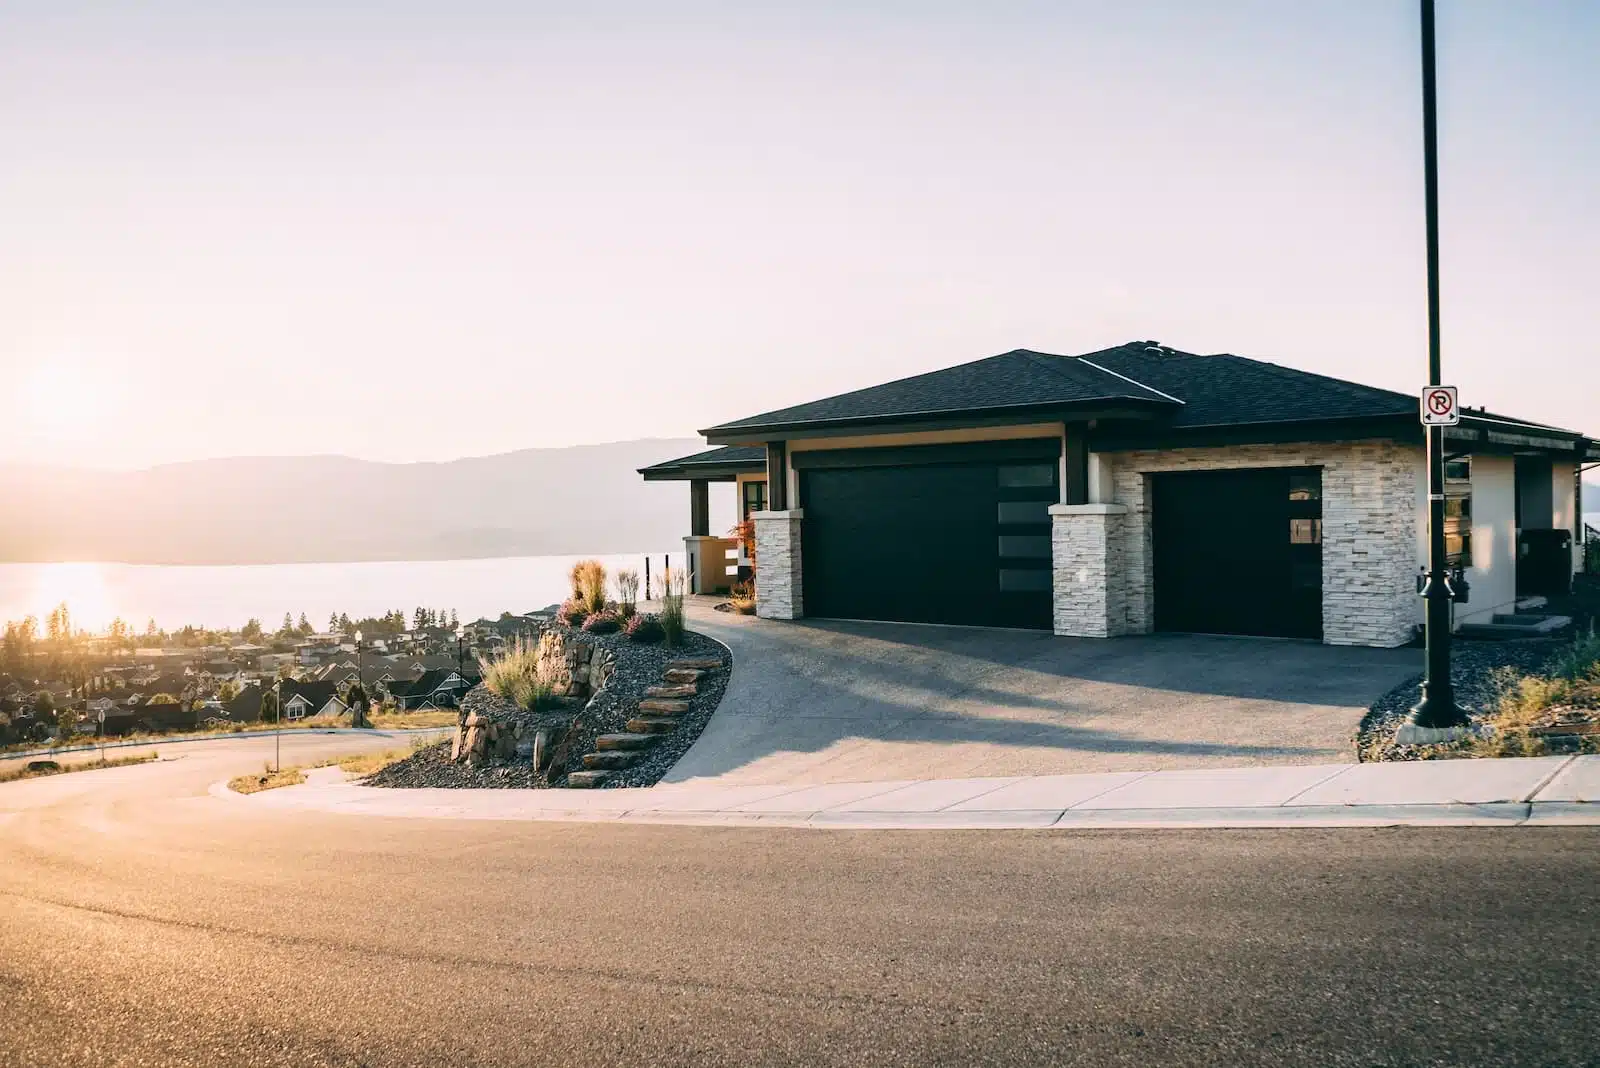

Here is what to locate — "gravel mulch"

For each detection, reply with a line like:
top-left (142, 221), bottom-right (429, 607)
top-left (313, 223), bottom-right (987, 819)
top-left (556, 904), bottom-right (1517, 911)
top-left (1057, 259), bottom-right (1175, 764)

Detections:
top-left (365, 624), bottom-right (731, 790)
top-left (1357, 638), bottom-right (1564, 762)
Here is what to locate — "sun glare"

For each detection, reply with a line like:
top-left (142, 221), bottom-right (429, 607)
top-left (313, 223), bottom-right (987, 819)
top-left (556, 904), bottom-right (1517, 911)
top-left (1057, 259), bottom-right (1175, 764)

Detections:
top-left (27, 562), bottom-right (117, 633)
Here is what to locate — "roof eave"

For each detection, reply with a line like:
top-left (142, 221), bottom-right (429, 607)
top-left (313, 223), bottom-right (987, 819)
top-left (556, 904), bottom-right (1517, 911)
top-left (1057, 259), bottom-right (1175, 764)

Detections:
top-left (699, 397), bottom-right (1175, 446)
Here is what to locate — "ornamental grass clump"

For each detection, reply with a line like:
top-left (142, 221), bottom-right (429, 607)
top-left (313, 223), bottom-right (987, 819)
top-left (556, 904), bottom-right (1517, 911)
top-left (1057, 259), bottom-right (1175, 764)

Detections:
top-left (659, 565), bottom-right (686, 647)
top-left (479, 636), bottom-right (559, 712)
top-left (614, 569), bottom-right (640, 619)
top-left (570, 559), bottom-right (608, 614)
top-left (728, 579), bottom-right (757, 615)
top-left (624, 613), bottom-right (665, 643)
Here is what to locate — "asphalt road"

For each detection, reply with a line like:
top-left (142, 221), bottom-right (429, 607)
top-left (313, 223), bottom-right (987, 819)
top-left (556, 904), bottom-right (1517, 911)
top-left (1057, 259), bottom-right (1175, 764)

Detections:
top-left (1, 734), bottom-right (1597, 1067)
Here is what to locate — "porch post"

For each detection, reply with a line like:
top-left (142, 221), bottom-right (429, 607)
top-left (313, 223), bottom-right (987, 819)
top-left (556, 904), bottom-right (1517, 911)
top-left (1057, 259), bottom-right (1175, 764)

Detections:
top-left (689, 479), bottom-right (710, 537)
top-left (765, 441), bottom-right (788, 511)
top-left (1050, 503), bottom-right (1128, 637)
top-left (752, 509), bottom-right (804, 620)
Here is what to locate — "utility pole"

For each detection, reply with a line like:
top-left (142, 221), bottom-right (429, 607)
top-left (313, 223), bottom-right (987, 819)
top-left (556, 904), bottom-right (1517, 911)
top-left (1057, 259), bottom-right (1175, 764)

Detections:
top-left (1404, 0), bottom-right (1468, 739)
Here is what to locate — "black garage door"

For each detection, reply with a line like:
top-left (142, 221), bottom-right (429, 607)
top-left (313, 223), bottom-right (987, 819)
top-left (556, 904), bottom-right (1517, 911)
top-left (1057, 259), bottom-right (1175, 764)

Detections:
top-left (1151, 467), bottom-right (1323, 640)
top-left (798, 441), bottom-right (1059, 629)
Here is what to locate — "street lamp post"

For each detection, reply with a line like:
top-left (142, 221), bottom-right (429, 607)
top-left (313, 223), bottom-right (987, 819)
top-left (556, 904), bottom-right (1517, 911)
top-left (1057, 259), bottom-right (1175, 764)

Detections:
top-left (1404, 0), bottom-right (1468, 738)
top-left (273, 674), bottom-right (283, 773)
top-left (454, 625), bottom-right (466, 708)
top-left (354, 629), bottom-right (367, 729)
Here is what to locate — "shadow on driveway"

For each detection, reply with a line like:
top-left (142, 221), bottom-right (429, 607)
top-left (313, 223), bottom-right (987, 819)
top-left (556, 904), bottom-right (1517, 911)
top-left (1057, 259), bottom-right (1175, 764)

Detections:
top-left (665, 610), bottom-right (1421, 786)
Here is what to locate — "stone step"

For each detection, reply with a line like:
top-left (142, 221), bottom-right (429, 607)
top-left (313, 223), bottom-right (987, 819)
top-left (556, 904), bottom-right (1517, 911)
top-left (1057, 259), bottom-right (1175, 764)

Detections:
top-left (627, 716), bottom-right (681, 735)
top-left (667, 658), bottom-right (722, 672)
top-left (638, 697), bottom-right (690, 714)
top-left (582, 750), bottom-right (641, 770)
top-left (565, 770), bottom-right (612, 788)
top-left (662, 668), bottom-right (705, 684)
top-left (595, 732), bottom-right (658, 751)
top-left (644, 684), bottom-right (697, 699)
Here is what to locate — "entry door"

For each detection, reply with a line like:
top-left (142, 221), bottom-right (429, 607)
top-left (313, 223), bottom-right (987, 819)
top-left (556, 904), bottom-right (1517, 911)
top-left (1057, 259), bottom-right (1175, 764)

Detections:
top-left (1151, 467), bottom-right (1322, 639)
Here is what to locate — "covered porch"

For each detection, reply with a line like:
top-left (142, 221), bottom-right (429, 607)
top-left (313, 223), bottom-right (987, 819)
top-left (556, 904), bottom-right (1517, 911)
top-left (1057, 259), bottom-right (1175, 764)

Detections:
top-left (638, 446), bottom-right (769, 595)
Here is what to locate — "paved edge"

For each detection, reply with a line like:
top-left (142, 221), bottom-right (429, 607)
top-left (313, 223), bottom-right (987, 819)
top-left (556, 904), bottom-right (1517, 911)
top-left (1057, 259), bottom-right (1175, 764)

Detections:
top-left (211, 779), bottom-right (1600, 831)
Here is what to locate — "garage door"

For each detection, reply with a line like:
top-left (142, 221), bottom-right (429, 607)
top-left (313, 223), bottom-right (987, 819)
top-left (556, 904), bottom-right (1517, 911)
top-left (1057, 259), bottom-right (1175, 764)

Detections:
top-left (797, 441), bottom-right (1059, 629)
top-left (1151, 467), bottom-right (1323, 640)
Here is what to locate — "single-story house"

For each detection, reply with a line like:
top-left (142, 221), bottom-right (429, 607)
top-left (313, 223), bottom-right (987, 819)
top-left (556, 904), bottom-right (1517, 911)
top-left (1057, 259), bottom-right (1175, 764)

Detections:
top-left (387, 668), bottom-right (478, 711)
top-left (641, 341), bottom-right (1597, 648)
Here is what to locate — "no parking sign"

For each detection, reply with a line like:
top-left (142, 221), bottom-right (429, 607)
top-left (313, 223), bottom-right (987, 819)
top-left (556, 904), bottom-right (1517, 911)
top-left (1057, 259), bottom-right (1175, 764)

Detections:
top-left (1420, 385), bottom-right (1459, 426)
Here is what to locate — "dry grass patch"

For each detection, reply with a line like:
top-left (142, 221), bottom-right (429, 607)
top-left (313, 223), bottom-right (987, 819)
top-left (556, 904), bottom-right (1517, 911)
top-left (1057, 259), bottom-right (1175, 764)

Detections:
top-left (336, 737), bottom-right (431, 777)
top-left (367, 710), bottom-right (458, 730)
top-left (0, 751), bottom-right (159, 785)
top-left (229, 766), bottom-right (307, 794)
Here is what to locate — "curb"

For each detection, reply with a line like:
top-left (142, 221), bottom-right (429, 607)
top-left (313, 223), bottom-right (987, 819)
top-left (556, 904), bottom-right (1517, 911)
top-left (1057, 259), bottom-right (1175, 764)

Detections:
top-left (214, 780), bottom-right (1600, 831)
top-left (4, 726), bottom-right (453, 763)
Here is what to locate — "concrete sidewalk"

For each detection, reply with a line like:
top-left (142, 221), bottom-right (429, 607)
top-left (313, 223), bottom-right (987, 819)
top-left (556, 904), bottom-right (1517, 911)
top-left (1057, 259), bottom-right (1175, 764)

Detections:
top-left (220, 754), bottom-right (1600, 830)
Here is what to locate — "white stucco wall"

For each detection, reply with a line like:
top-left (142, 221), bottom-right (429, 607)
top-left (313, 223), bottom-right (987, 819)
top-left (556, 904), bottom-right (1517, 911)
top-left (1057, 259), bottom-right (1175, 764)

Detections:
top-left (1459, 454), bottom-right (1516, 626)
top-left (1552, 462), bottom-right (1579, 576)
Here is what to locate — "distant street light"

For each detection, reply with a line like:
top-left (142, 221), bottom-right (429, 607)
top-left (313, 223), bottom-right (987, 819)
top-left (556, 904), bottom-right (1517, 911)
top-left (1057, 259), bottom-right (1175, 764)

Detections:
top-left (454, 625), bottom-right (466, 708)
top-left (274, 673), bottom-right (283, 773)
top-left (354, 629), bottom-right (367, 729)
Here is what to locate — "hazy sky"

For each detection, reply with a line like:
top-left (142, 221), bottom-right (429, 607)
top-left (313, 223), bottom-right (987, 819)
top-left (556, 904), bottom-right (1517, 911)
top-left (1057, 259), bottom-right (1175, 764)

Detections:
top-left (2, 1), bottom-right (1595, 470)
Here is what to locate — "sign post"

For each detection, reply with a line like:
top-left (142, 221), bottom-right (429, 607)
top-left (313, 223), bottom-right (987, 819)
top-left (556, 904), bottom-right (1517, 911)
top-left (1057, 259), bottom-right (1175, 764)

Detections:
top-left (1403, 0), bottom-right (1469, 741)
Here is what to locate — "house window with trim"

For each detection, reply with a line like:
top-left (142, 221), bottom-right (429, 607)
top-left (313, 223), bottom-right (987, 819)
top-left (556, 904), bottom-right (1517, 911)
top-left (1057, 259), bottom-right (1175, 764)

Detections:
top-left (1444, 457), bottom-right (1472, 565)
top-left (741, 480), bottom-right (767, 519)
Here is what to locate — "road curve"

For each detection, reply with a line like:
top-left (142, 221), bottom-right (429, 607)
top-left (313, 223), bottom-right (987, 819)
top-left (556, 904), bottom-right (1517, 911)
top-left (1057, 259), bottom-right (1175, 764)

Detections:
top-left (2, 732), bottom-right (1598, 1067)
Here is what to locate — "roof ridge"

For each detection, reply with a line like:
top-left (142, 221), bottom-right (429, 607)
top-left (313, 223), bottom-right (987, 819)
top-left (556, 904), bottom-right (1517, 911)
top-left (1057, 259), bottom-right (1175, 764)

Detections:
top-left (1017, 350), bottom-right (1181, 405)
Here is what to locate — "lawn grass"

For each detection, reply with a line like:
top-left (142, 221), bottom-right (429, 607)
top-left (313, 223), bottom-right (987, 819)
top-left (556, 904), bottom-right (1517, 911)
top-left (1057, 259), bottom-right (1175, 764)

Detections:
top-left (0, 751), bottom-right (159, 785)
top-left (229, 735), bottom-right (431, 794)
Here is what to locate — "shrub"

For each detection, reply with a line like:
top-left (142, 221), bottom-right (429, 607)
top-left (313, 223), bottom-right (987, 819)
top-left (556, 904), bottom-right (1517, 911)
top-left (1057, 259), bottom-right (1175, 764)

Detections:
top-left (728, 579), bottom-right (757, 615)
top-left (570, 559), bottom-right (608, 614)
top-left (581, 610), bottom-right (620, 635)
top-left (624, 613), bottom-right (665, 643)
top-left (659, 565), bottom-right (686, 647)
top-left (614, 569), bottom-right (640, 619)
top-left (558, 598), bottom-right (587, 626)
top-left (1550, 624), bottom-right (1600, 682)
top-left (478, 636), bottom-right (559, 712)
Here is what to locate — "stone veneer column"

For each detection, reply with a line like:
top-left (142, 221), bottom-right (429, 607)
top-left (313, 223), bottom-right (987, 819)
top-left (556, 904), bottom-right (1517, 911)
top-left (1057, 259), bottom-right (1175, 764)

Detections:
top-left (752, 509), bottom-right (804, 620)
top-left (1050, 503), bottom-right (1128, 638)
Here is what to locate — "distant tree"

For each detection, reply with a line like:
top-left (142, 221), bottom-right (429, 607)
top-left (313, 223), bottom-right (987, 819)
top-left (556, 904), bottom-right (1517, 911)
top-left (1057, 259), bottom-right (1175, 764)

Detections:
top-left (260, 688), bottom-right (279, 724)
top-left (338, 612), bottom-right (353, 634)
top-left (412, 607), bottom-right (427, 631)
top-left (278, 613), bottom-right (295, 638)
top-left (146, 693), bottom-right (178, 706)
top-left (238, 618), bottom-right (261, 642)
top-left (449, 609), bottom-right (459, 629)
top-left (295, 613), bottom-right (311, 636)
top-left (218, 680), bottom-right (241, 702)
top-left (328, 612), bottom-right (340, 633)
top-left (145, 617), bottom-right (158, 637)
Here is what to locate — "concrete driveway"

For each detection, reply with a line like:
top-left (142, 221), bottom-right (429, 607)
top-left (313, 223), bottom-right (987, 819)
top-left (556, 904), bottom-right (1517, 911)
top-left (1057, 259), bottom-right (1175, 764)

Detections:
top-left (668, 607), bottom-right (1421, 786)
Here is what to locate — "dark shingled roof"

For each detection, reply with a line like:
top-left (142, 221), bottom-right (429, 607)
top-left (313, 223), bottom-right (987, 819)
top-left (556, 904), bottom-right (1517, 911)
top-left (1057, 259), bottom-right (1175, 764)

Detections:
top-left (1083, 343), bottom-right (1416, 427)
top-left (638, 445), bottom-right (766, 472)
top-left (701, 348), bottom-right (1177, 437)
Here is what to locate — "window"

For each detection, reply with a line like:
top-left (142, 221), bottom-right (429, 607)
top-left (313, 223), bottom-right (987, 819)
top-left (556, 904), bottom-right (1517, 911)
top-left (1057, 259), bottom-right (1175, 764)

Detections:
top-left (998, 569), bottom-right (1051, 592)
top-left (997, 500), bottom-right (1051, 525)
top-left (1444, 457), bottom-right (1472, 564)
top-left (997, 535), bottom-right (1051, 558)
top-left (1289, 518), bottom-right (1322, 545)
top-left (997, 465), bottom-right (1055, 489)
top-left (741, 480), bottom-right (767, 519)
top-left (1288, 472), bottom-right (1321, 502)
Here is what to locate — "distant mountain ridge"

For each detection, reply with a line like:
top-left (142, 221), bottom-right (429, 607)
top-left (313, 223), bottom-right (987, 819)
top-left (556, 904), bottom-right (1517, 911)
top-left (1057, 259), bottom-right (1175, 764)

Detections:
top-left (0, 438), bottom-right (707, 565)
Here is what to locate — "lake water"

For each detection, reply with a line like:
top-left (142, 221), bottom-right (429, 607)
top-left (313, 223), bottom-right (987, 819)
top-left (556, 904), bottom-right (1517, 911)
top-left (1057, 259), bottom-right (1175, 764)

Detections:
top-left (0, 551), bottom-right (678, 633)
